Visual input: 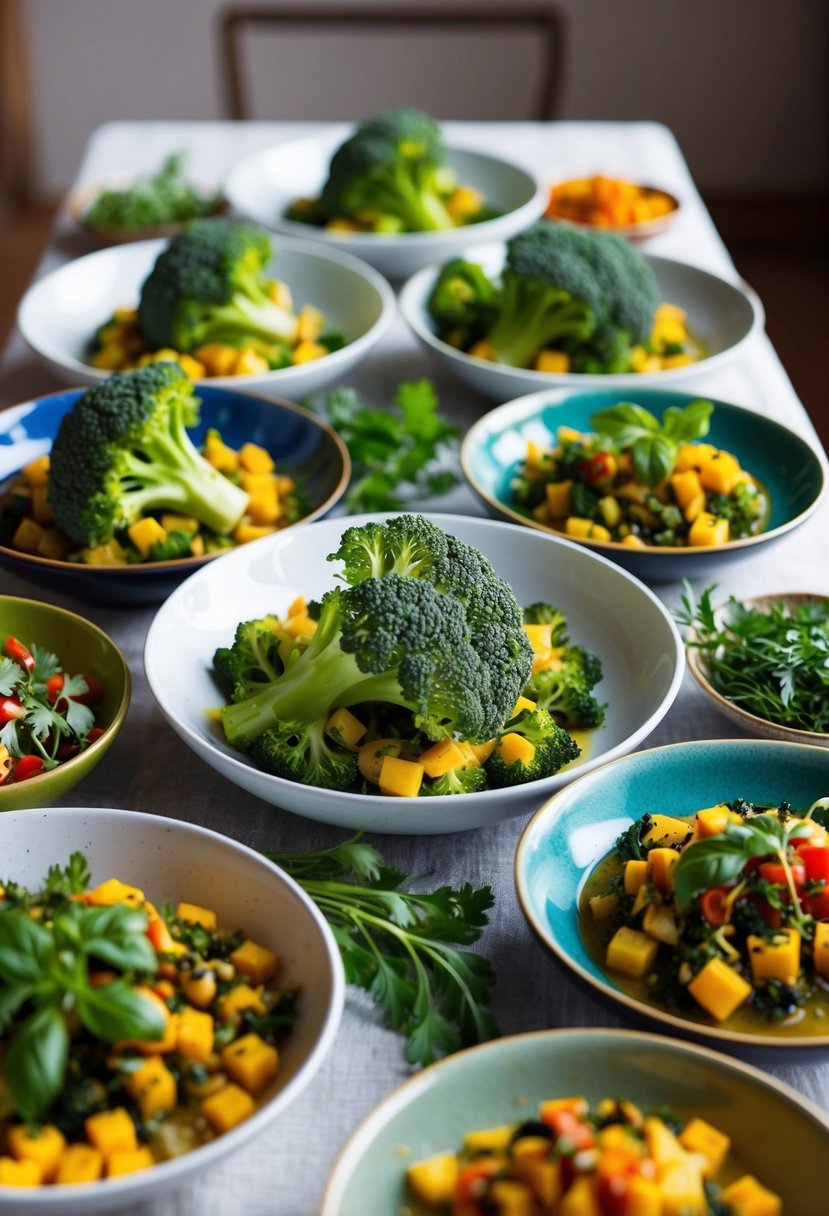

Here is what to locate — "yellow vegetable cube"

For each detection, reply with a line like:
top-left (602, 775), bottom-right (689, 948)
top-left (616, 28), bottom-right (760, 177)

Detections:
top-left (565, 517), bottom-right (611, 541)
top-left (462, 1125), bottom-right (514, 1154)
top-left (589, 892), bottom-right (620, 920)
top-left (81, 538), bottom-right (129, 565)
top-left (688, 958), bottom-right (752, 1021)
top-left (406, 1153), bottom-right (459, 1206)
top-left (36, 527), bottom-right (73, 560)
top-left (282, 613), bottom-right (316, 639)
top-left (597, 495), bottom-right (622, 528)
top-left (640, 814), bottom-right (694, 848)
top-left (11, 516), bottom-right (45, 554)
top-left (203, 425), bottom-right (240, 470)
top-left (22, 454), bottom-right (50, 486)
top-left (222, 1032), bottom-right (279, 1094)
top-left (176, 901), bottom-right (216, 929)
top-left (621, 1176), bottom-right (662, 1215)
top-left (659, 1159), bottom-right (707, 1215)
top-left (297, 304), bottom-right (325, 342)
top-left (419, 738), bottom-right (465, 778)
top-left (813, 921), bottom-right (829, 979)
top-left (643, 1116), bottom-right (687, 1167)
top-left (55, 1143), bottom-right (104, 1185)
top-left (642, 902), bottom-right (679, 946)
top-left (238, 442), bottom-right (275, 474)
top-left (86, 878), bottom-right (145, 907)
top-left (695, 804), bottom-right (742, 837)
top-left (0, 1157), bottom-right (42, 1186)
top-left (8, 1124), bottom-right (66, 1182)
top-left (513, 1154), bottom-right (563, 1207)
top-left (534, 350), bottom-right (571, 373)
top-left (123, 1056), bottom-right (177, 1120)
top-left (176, 353), bottom-right (206, 380)
top-left (358, 738), bottom-right (404, 785)
top-left (325, 707), bottom-right (367, 749)
top-left (445, 184), bottom-right (483, 221)
top-left (160, 513), bottom-right (199, 535)
top-left (720, 1175), bottom-right (782, 1215)
top-left (127, 516), bottom-right (167, 558)
top-left (379, 755), bottom-right (425, 797)
top-left (175, 1006), bottom-right (214, 1062)
top-left (234, 521), bottom-right (278, 544)
top-left (545, 479), bottom-right (573, 518)
top-left (468, 738), bottom-right (497, 764)
top-left (747, 928), bottom-right (801, 984)
top-left (234, 348), bottom-right (270, 376)
top-left (107, 1148), bottom-right (154, 1178)
top-left (512, 695), bottom-right (537, 718)
top-left (523, 623), bottom-right (554, 652)
top-left (489, 1179), bottom-right (536, 1215)
top-left (670, 469), bottom-right (703, 511)
top-left (605, 927), bottom-right (659, 978)
top-left (469, 339), bottom-right (497, 362)
top-left (291, 340), bottom-right (327, 364)
top-left (647, 847), bottom-right (681, 893)
top-left (230, 938), bottom-right (280, 985)
top-left (201, 1083), bottom-right (256, 1134)
top-left (268, 279), bottom-right (293, 310)
top-left (84, 1108), bottom-right (138, 1158)
top-left (688, 511), bottom-right (730, 548)
top-left (699, 451), bottom-right (742, 497)
top-left (679, 1117), bottom-right (731, 1176)
top-left (29, 483), bottom-right (53, 524)
top-left (559, 1173), bottom-right (601, 1215)
top-left (621, 533), bottom-right (646, 548)
top-left (246, 486), bottom-right (281, 526)
top-left (494, 733), bottom-right (536, 767)
top-left (218, 982), bottom-right (268, 1021)
top-left (624, 859), bottom-right (649, 895)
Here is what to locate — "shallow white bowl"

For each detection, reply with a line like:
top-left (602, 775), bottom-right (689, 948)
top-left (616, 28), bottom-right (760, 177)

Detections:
top-left (399, 247), bottom-right (763, 398)
top-left (0, 806), bottom-right (344, 1214)
top-left (224, 129), bottom-right (548, 279)
top-left (144, 513), bottom-right (684, 835)
top-left (17, 234), bottom-right (395, 400)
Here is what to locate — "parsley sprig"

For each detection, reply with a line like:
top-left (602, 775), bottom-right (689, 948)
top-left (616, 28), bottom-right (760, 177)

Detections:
top-left (0, 643), bottom-right (95, 765)
top-left (267, 835), bottom-right (498, 1065)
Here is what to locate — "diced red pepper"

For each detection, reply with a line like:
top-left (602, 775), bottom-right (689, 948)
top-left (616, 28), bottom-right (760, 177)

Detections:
top-left (3, 636), bottom-right (34, 672)
top-left (542, 1108), bottom-right (595, 1151)
top-left (86, 727), bottom-right (105, 744)
top-left (13, 755), bottom-right (44, 782)
top-left (750, 893), bottom-right (782, 929)
top-left (0, 695), bottom-right (26, 725)
top-left (799, 846), bottom-right (829, 884)
top-left (57, 742), bottom-right (80, 761)
top-left (46, 674), bottom-right (64, 704)
top-left (699, 886), bottom-right (730, 926)
top-left (808, 890), bottom-right (829, 921)
top-left (578, 451), bottom-right (614, 484)
top-left (759, 861), bottom-right (805, 889)
top-left (75, 673), bottom-right (103, 707)
top-left (146, 916), bottom-right (178, 955)
top-left (453, 1157), bottom-right (502, 1209)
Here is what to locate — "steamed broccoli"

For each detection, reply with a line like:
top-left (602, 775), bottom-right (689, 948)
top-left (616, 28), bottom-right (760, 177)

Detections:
top-left (213, 616), bottom-right (284, 703)
top-left (48, 363), bottom-right (249, 547)
top-left (137, 219), bottom-right (299, 353)
top-left (485, 707), bottom-right (580, 787)
top-left (526, 644), bottom-right (606, 730)
top-left (251, 720), bottom-right (357, 791)
top-left (522, 601), bottom-right (567, 641)
top-left (421, 766), bottom-right (488, 796)
top-left (427, 258), bottom-right (500, 332)
top-left (320, 108), bottom-right (455, 232)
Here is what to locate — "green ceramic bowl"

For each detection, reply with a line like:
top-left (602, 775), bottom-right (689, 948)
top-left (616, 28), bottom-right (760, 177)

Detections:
top-left (320, 1028), bottom-right (829, 1215)
top-left (0, 596), bottom-right (130, 810)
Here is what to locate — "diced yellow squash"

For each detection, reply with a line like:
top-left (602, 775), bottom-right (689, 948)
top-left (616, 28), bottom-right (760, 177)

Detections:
top-left (545, 479), bottom-right (573, 518)
top-left (234, 521), bottom-right (278, 544)
top-left (161, 513), bottom-right (199, 535)
top-left (419, 737), bottom-right (465, 778)
top-left (11, 516), bottom-right (45, 554)
top-left (116, 986), bottom-right (177, 1055)
top-left (203, 425), bottom-right (240, 470)
top-left (597, 495), bottom-right (622, 528)
top-left (534, 349), bottom-right (571, 373)
top-left (358, 738), bottom-right (405, 785)
top-left (659, 1158), bottom-right (707, 1215)
top-left (747, 928), bottom-right (801, 984)
top-left (624, 858), bottom-right (649, 895)
top-left (297, 304), bottom-right (325, 342)
top-left (234, 348), bottom-right (270, 376)
top-left (29, 483), bottom-right (53, 524)
top-left (246, 486), bottom-right (281, 526)
top-left (218, 982), bottom-right (267, 1021)
top-left (176, 901), bottom-right (216, 929)
top-left (463, 1124), bottom-right (514, 1154)
top-left (630, 345), bottom-right (651, 372)
top-left (606, 926), bottom-right (659, 978)
top-left (8, 1124), bottom-right (66, 1182)
top-left (268, 278), bottom-right (293, 310)
top-left (222, 1032), bottom-right (279, 1094)
top-left (36, 526), bottom-right (73, 560)
top-left (679, 1117), bottom-right (731, 1176)
top-left (230, 938), bottom-right (280, 985)
top-left (175, 352), bottom-right (206, 379)
top-left (190, 535), bottom-right (205, 557)
top-left (688, 511), bottom-right (729, 547)
top-left (445, 184), bottom-right (483, 221)
top-left (642, 902), bottom-right (680, 946)
top-left (79, 539), bottom-right (128, 565)
top-left (589, 892), bottom-right (620, 920)
top-left (695, 804), bottom-right (742, 837)
top-left (86, 877), bottom-right (145, 907)
top-left (655, 302), bottom-right (686, 324)
top-left (675, 442), bottom-right (717, 472)
top-left (488, 1178), bottom-right (536, 1215)
top-left (621, 533), bottom-right (646, 548)
top-left (635, 354), bottom-right (663, 374)
top-left (0, 1157), bottom-right (42, 1186)
top-left (286, 594), bottom-right (306, 617)
top-left (85, 1108), bottom-right (138, 1159)
top-left (631, 884), bottom-right (651, 917)
top-left (123, 1056), bottom-right (177, 1120)
top-left (107, 1147), bottom-right (154, 1177)
top-left (669, 469), bottom-right (703, 511)
top-left (91, 343), bottom-right (128, 370)
top-left (406, 1153), bottom-right (459, 1206)
top-left (557, 425), bottom-right (583, 444)
top-left (647, 847), bottom-right (681, 893)
top-left (238, 442), bottom-right (275, 474)
top-left (22, 454), bottom-right (50, 486)
top-left (281, 613), bottom-right (316, 639)
top-left (559, 1173), bottom-right (601, 1215)
top-left (698, 451), bottom-right (742, 497)
top-left (512, 695), bottom-right (537, 718)
top-left (128, 516), bottom-right (167, 559)
top-left (292, 340), bottom-right (327, 364)
top-left (641, 814), bottom-right (694, 849)
top-left (201, 1083), bottom-right (256, 1134)
top-left (175, 1006), bottom-right (215, 1062)
top-left (197, 343), bottom-right (241, 376)
top-left (688, 958), bottom-right (752, 1021)
top-left (468, 738), bottom-right (497, 765)
top-left (661, 353), bottom-right (695, 369)
top-left (719, 1174), bottom-right (782, 1215)
top-left (325, 707), bottom-right (367, 749)
top-left (469, 339), bottom-right (497, 362)
top-left (523, 623), bottom-right (554, 652)
top-left (813, 921), bottom-right (829, 980)
top-left (621, 1175), bottom-right (662, 1215)
top-left (643, 1116), bottom-right (688, 1168)
top-left (513, 1154), bottom-right (563, 1207)
top-left (379, 755), bottom-right (424, 797)
top-left (55, 1143), bottom-right (104, 1185)
top-left (495, 733), bottom-right (536, 767)
top-left (565, 516), bottom-right (611, 541)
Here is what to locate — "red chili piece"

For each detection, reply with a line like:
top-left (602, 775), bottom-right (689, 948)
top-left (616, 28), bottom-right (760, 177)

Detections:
top-left (46, 674), bottom-right (64, 704)
top-left (13, 755), bottom-right (44, 782)
top-left (578, 451), bottom-right (614, 484)
top-left (0, 696), bottom-right (26, 725)
top-left (3, 636), bottom-right (35, 672)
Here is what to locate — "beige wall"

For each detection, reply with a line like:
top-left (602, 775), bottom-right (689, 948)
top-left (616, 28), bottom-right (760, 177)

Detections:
top-left (24, 0), bottom-right (828, 194)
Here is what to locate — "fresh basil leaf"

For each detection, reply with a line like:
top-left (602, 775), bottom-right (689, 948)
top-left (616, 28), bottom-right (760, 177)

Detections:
top-left (6, 1004), bottom-right (69, 1122)
top-left (590, 403), bottom-right (660, 448)
top-left (630, 433), bottom-right (677, 488)
top-left (0, 910), bottom-right (55, 984)
top-left (0, 982), bottom-right (34, 1032)
top-left (75, 903), bottom-right (157, 973)
top-left (673, 835), bottom-right (753, 911)
top-left (661, 399), bottom-right (713, 442)
top-left (76, 979), bottom-right (166, 1043)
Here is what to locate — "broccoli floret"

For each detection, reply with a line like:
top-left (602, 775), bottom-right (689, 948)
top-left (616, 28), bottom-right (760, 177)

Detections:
top-left (421, 765), bottom-right (488, 796)
top-left (567, 323), bottom-right (634, 375)
top-left (84, 152), bottom-right (218, 231)
top-left (213, 616), bottom-right (283, 702)
top-left (485, 708), bottom-right (580, 787)
top-left (320, 108), bottom-right (454, 232)
top-left (526, 644), bottom-right (606, 730)
top-left (330, 513), bottom-right (448, 583)
top-left (148, 528), bottom-right (196, 561)
top-left (523, 601), bottom-right (567, 643)
top-left (251, 720), bottom-right (357, 791)
top-left (48, 363), bottom-right (249, 547)
top-left (137, 219), bottom-right (299, 352)
top-left (427, 258), bottom-right (499, 332)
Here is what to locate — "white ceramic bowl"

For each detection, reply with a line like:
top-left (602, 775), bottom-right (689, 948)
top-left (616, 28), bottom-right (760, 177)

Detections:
top-left (144, 513), bottom-right (684, 835)
top-left (16, 234), bottom-right (395, 400)
top-left (224, 129), bottom-right (548, 279)
top-left (0, 806), bottom-right (344, 1214)
top-left (399, 247), bottom-right (763, 398)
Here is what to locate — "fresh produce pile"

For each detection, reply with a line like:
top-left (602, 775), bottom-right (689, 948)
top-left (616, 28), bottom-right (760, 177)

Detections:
top-left (406, 1092), bottom-right (780, 1215)
top-left (0, 635), bottom-right (103, 784)
top-left (213, 515), bottom-right (605, 796)
top-left (582, 798), bottom-right (829, 1033)
top-left (427, 222), bottom-right (703, 373)
top-left (0, 854), bottom-right (293, 1185)
top-left (546, 174), bottom-right (677, 229)
top-left (82, 152), bottom-right (221, 232)
top-left (510, 400), bottom-right (768, 549)
top-left (89, 220), bottom-right (345, 377)
top-left (285, 107), bottom-right (497, 234)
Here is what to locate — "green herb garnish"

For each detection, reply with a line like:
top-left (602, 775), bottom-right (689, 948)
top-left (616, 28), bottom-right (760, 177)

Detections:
top-left (84, 152), bottom-right (219, 230)
top-left (590, 399), bottom-right (713, 487)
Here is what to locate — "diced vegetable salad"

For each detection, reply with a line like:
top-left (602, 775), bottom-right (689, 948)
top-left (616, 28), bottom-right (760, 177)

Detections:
top-left (406, 1094), bottom-right (781, 1215)
top-left (582, 798), bottom-right (829, 1034)
top-left (546, 175), bottom-right (677, 230)
top-left (0, 854), bottom-right (294, 1187)
top-left (0, 635), bottom-right (103, 785)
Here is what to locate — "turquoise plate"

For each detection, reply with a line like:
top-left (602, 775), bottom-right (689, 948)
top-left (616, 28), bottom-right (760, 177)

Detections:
top-left (461, 388), bottom-right (827, 581)
top-left (516, 739), bottom-right (829, 1051)
top-left (320, 1028), bottom-right (829, 1215)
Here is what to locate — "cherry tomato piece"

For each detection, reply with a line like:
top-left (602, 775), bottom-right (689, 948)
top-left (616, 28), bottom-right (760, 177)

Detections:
top-left (751, 894), bottom-right (782, 929)
top-left (578, 451), bottom-right (614, 484)
top-left (46, 674), bottom-right (64, 704)
top-left (86, 727), bottom-right (105, 743)
top-left (699, 886), bottom-right (730, 926)
top-left (808, 890), bottom-right (829, 920)
top-left (799, 846), bottom-right (829, 884)
top-left (758, 861), bottom-right (805, 889)
top-left (0, 696), bottom-right (26, 725)
top-left (75, 673), bottom-right (103, 707)
top-left (13, 755), bottom-right (44, 782)
top-left (3, 636), bottom-right (34, 672)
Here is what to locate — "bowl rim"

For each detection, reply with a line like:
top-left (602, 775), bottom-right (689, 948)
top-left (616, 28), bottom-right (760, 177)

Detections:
top-left (319, 1023), bottom-right (829, 1212)
top-left (685, 592), bottom-right (829, 745)
top-left (0, 383), bottom-right (351, 575)
top-left (16, 230), bottom-right (397, 387)
top-left (0, 804), bottom-right (346, 1208)
top-left (399, 250), bottom-right (765, 388)
top-left (0, 595), bottom-right (131, 802)
top-left (459, 386), bottom-right (828, 559)
top-left (544, 178), bottom-right (681, 239)
top-left (143, 510), bottom-right (685, 817)
top-left (225, 133), bottom-right (549, 248)
top-left (515, 736), bottom-right (829, 1050)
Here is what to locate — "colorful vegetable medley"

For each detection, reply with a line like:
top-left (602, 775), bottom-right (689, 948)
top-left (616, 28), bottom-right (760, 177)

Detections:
top-left (212, 516), bottom-right (605, 796)
top-left (0, 854), bottom-right (293, 1187)
top-left (583, 798), bottom-right (829, 1033)
top-left (546, 175), bottom-right (678, 230)
top-left (406, 1094), bottom-right (780, 1215)
top-left (510, 401), bottom-right (767, 549)
top-left (0, 635), bottom-right (103, 786)
top-left (286, 107), bottom-right (497, 234)
top-left (89, 219), bottom-right (345, 378)
top-left (0, 364), bottom-right (301, 566)
top-left (82, 152), bottom-right (221, 232)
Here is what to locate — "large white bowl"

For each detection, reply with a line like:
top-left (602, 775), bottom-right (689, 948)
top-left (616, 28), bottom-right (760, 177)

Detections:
top-left (224, 129), bottom-right (548, 279)
top-left (144, 513), bottom-right (684, 835)
top-left (0, 806), bottom-right (344, 1214)
top-left (399, 247), bottom-right (763, 398)
top-left (16, 234), bottom-right (395, 400)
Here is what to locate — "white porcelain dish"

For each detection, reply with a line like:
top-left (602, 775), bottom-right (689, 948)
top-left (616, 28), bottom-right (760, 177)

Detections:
top-left (224, 129), bottom-right (548, 279)
top-left (0, 806), bottom-right (344, 1214)
top-left (399, 248), bottom-right (763, 398)
top-left (16, 234), bottom-right (395, 400)
top-left (144, 513), bottom-right (684, 835)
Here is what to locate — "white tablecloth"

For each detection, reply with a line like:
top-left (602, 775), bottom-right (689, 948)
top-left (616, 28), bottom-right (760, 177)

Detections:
top-left (1, 122), bottom-right (827, 1216)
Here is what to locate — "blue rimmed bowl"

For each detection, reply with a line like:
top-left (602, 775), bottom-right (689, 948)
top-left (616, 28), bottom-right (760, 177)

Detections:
top-left (0, 384), bottom-right (349, 604)
top-left (320, 1028), bottom-right (829, 1216)
top-left (516, 738), bottom-right (829, 1053)
top-left (461, 387), bottom-right (827, 580)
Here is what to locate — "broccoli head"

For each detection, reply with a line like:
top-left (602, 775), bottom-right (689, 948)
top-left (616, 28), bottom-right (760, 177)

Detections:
top-left (427, 259), bottom-right (500, 332)
top-left (526, 644), bottom-right (606, 730)
top-left (421, 765), bottom-right (488, 796)
top-left (523, 601), bottom-right (567, 642)
top-left (320, 108), bottom-right (455, 232)
top-left (251, 719), bottom-right (357, 792)
top-left (48, 363), bottom-right (249, 547)
top-left (213, 616), bottom-right (283, 703)
top-left (485, 707), bottom-right (580, 786)
top-left (137, 219), bottom-right (299, 352)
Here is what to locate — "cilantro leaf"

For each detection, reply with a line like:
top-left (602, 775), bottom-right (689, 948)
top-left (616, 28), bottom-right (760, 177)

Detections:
top-left (0, 656), bottom-right (21, 696)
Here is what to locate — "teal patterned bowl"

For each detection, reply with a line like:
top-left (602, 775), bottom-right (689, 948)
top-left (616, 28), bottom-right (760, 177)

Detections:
top-left (320, 1028), bottom-right (829, 1215)
top-left (516, 739), bottom-right (829, 1051)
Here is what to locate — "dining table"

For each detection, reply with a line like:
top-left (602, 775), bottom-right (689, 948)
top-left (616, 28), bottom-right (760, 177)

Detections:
top-left (1, 120), bottom-right (828, 1216)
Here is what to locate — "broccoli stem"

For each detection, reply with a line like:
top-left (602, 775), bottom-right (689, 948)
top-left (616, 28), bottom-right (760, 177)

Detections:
top-left (196, 291), bottom-right (299, 346)
top-left (486, 277), bottom-right (595, 369)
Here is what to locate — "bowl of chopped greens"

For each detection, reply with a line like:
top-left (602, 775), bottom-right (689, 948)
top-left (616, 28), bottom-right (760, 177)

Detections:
top-left (461, 386), bottom-right (826, 580)
top-left (399, 222), bottom-right (762, 397)
top-left (144, 512), bottom-right (683, 835)
top-left (680, 586), bottom-right (829, 746)
top-left (17, 220), bottom-right (395, 400)
top-left (0, 596), bottom-right (130, 811)
top-left (0, 805), bottom-right (343, 1210)
top-left (0, 369), bottom-right (350, 604)
top-left (224, 109), bottom-right (548, 279)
